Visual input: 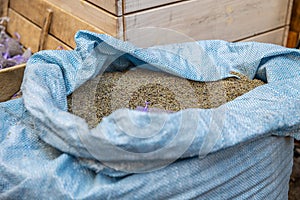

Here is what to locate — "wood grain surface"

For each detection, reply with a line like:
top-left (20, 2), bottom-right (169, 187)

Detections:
top-left (125, 0), bottom-right (291, 46)
top-left (10, 0), bottom-right (106, 48)
top-left (7, 9), bottom-right (71, 52)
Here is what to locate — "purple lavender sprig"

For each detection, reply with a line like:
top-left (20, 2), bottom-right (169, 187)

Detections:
top-left (136, 101), bottom-right (150, 112)
top-left (0, 17), bottom-right (32, 70)
top-left (135, 101), bottom-right (174, 113)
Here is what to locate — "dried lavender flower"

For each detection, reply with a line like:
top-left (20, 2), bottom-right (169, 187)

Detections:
top-left (0, 17), bottom-right (31, 70)
top-left (5, 37), bottom-right (23, 57)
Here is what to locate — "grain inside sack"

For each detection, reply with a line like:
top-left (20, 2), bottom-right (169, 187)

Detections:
top-left (68, 69), bottom-right (264, 127)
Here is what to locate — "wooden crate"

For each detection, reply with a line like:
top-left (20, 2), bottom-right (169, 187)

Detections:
top-left (0, 0), bottom-right (295, 51)
top-left (0, 0), bottom-right (295, 101)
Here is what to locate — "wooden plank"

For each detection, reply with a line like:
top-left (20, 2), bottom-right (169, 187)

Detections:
top-left (239, 28), bottom-right (286, 46)
top-left (7, 9), bottom-right (40, 52)
top-left (0, 0), bottom-right (9, 17)
top-left (10, 0), bottom-right (108, 48)
top-left (125, 0), bottom-right (290, 46)
top-left (0, 64), bottom-right (25, 102)
top-left (7, 9), bottom-right (71, 52)
top-left (45, 0), bottom-right (120, 34)
top-left (286, 31), bottom-right (299, 47)
top-left (43, 36), bottom-right (72, 51)
top-left (124, 0), bottom-right (183, 13)
top-left (85, 0), bottom-right (121, 15)
top-left (290, 0), bottom-right (300, 32)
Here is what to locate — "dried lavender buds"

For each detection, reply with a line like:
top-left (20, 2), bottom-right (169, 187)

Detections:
top-left (68, 69), bottom-right (265, 127)
top-left (0, 17), bottom-right (31, 69)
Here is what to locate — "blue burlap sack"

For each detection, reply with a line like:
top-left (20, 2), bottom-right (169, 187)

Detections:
top-left (1, 30), bottom-right (300, 199)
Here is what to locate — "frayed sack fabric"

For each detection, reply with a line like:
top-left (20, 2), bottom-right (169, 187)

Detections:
top-left (0, 30), bottom-right (300, 199)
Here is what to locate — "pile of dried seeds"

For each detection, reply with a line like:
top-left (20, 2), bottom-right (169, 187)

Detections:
top-left (68, 69), bottom-right (265, 127)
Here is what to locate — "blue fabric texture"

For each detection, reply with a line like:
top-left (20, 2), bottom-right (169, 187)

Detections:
top-left (1, 30), bottom-right (299, 199)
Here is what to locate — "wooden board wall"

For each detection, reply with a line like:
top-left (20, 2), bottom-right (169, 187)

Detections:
top-left (4, 0), bottom-right (294, 49)
top-left (45, 0), bottom-right (121, 36)
top-left (124, 0), bottom-right (291, 46)
top-left (9, 0), bottom-right (106, 48)
top-left (7, 9), bottom-right (71, 52)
